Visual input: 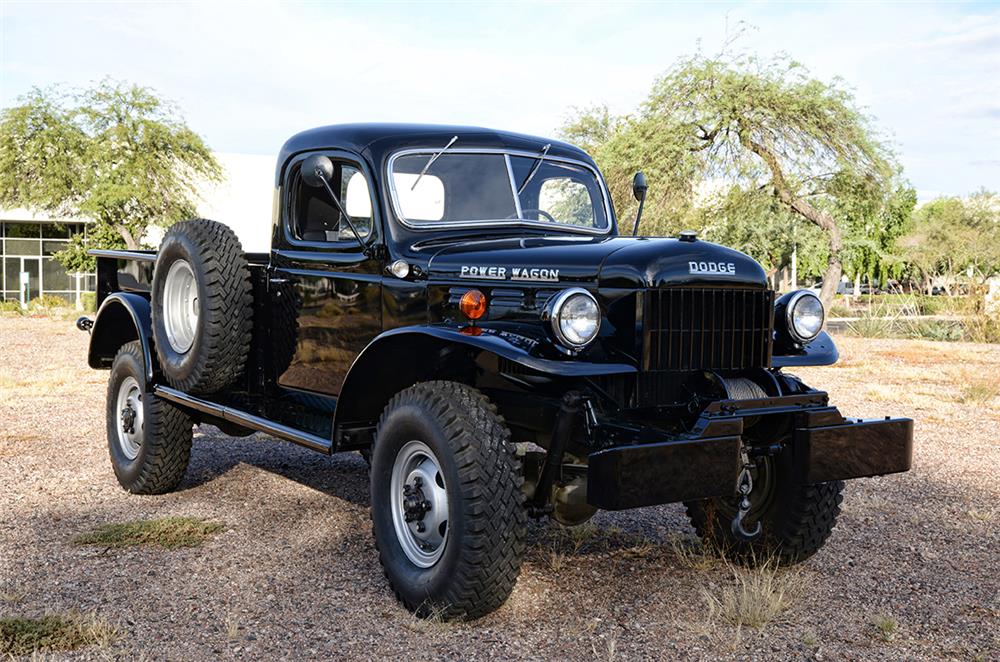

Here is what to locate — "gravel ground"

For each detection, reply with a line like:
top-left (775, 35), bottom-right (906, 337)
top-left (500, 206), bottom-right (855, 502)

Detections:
top-left (1, 316), bottom-right (998, 661)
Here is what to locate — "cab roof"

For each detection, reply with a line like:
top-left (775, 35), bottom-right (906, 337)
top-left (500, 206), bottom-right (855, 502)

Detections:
top-left (276, 123), bottom-right (595, 184)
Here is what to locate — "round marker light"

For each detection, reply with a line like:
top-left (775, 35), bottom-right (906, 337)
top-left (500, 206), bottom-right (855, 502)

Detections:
top-left (459, 289), bottom-right (488, 320)
top-left (786, 290), bottom-right (825, 342)
top-left (546, 288), bottom-right (600, 350)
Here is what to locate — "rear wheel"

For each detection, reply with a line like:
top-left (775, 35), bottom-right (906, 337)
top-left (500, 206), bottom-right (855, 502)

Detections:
top-left (106, 341), bottom-right (193, 494)
top-left (684, 450), bottom-right (844, 565)
top-left (370, 381), bottom-right (526, 619)
top-left (151, 219), bottom-right (252, 394)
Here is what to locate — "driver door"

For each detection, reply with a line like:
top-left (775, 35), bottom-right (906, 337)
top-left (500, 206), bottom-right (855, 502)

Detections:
top-left (269, 151), bottom-right (383, 396)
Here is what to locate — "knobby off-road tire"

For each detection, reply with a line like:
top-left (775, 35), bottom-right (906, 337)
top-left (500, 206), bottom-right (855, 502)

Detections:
top-left (370, 381), bottom-right (527, 620)
top-left (684, 450), bottom-right (845, 565)
top-left (107, 341), bottom-right (193, 494)
top-left (151, 219), bottom-right (252, 394)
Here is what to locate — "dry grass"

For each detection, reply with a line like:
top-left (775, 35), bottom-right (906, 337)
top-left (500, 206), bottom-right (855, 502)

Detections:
top-left (0, 589), bottom-right (25, 605)
top-left (73, 517), bottom-right (224, 549)
top-left (668, 533), bottom-right (718, 572)
top-left (701, 558), bottom-right (804, 629)
top-left (967, 508), bottom-right (997, 523)
top-left (224, 614), bottom-right (240, 642)
top-left (591, 628), bottom-right (620, 661)
top-left (402, 602), bottom-right (452, 633)
top-left (872, 615), bottom-right (899, 642)
top-left (954, 379), bottom-right (999, 404)
top-left (0, 612), bottom-right (116, 656)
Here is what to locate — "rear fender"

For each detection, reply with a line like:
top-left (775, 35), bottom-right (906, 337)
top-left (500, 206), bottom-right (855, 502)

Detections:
top-left (333, 325), bottom-right (635, 434)
top-left (88, 292), bottom-right (155, 384)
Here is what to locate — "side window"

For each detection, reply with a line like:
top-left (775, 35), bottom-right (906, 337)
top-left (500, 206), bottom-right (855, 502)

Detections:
top-left (291, 160), bottom-right (373, 243)
top-left (538, 178), bottom-right (595, 227)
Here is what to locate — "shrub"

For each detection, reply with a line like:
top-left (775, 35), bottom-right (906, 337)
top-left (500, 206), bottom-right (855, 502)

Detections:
top-left (963, 314), bottom-right (1000, 344)
top-left (0, 299), bottom-right (24, 315)
top-left (28, 294), bottom-right (71, 311)
top-left (81, 291), bottom-right (97, 313)
top-left (908, 320), bottom-right (963, 342)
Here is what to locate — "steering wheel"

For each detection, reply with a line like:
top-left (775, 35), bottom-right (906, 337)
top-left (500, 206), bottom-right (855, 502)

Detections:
top-left (509, 209), bottom-right (557, 223)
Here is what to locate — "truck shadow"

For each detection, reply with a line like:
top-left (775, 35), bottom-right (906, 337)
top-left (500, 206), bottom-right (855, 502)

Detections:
top-left (180, 426), bottom-right (371, 507)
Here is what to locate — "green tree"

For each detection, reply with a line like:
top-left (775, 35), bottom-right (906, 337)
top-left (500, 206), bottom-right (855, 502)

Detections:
top-left (826, 173), bottom-right (916, 293)
top-left (0, 80), bottom-right (221, 272)
top-left (899, 191), bottom-right (1000, 294)
top-left (563, 51), bottom-right (909, 308)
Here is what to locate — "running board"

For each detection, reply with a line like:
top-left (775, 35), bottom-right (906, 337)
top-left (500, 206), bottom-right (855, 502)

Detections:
top-left (154, 386), bottom-right (333, 453)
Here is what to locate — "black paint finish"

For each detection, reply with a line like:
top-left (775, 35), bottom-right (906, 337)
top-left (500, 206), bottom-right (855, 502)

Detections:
top-left (83, 123), bottom-right (912, 515)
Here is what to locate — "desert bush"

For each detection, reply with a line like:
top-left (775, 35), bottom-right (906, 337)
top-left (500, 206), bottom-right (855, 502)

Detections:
top-left (908, 320), bottom-right (964, 342)
top-left (81, 291), bottom-right (97, 313)
top-left (0, 300), bottom-right (24, 315)
top-left (28, 294), bottom-right (71, 311)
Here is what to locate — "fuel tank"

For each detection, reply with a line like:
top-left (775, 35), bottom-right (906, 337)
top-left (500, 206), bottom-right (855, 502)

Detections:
top-left (425, 234), bottom-right (767, 289)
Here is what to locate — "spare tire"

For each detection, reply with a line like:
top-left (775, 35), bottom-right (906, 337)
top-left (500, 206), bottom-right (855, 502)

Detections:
top-left (151, 219), bottom-right (252, 394)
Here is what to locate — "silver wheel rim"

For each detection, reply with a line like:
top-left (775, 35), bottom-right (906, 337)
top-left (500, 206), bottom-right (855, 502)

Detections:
top-left (162, 259), bottom-right (199, 353)
top-left (390, 440), bottom-right (449, 568)
top-left (115, 376), bottom-right (144, 461)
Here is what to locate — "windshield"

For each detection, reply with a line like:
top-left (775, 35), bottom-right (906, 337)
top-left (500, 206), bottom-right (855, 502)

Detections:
top-left (389, 151), bottom-right (610, 232)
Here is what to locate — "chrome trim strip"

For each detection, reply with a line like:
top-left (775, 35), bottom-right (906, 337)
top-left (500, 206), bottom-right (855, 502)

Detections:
top-left (386, 147), bottom-right (614, 235)
top-left (504, 154), bottom-right (524, 220)
top-left (88, 249), bottom-right (158, 262)
top-left (154, 386), bottom-right (333, 453)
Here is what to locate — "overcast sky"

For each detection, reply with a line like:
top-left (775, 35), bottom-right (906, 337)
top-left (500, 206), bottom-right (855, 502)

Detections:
top-left (1, 1), bottom-right (998, 201)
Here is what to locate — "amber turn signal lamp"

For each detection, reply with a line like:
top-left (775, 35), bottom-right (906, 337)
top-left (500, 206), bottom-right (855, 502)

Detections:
top-left (459, 289), bottom-right (488, 320)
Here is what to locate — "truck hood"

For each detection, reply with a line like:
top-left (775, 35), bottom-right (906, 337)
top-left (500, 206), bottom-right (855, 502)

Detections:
top-left (426, 235), bottom-right (768, 288)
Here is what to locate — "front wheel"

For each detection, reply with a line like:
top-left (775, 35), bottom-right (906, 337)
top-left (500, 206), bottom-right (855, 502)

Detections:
top-left (370, 381), bottom-right (526, 619)
top-left (684, 450), bottom-right (844, 565)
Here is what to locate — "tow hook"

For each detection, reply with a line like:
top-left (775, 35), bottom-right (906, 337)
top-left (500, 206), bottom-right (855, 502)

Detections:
top-left (76, 317), bottom-right (94, 333)
top-left (731, 447), bottom-right (762, 542)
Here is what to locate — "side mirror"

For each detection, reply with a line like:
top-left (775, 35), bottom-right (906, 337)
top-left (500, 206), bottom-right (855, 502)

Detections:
top-left (632, 171), bottom-right (648, 202)
top-left (301, 154), bottom-right (334, 188)
top-left (631, 172), bottom-right (648, 237)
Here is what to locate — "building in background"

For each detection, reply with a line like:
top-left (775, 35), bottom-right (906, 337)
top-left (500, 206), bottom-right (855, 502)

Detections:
top-left (0, 210), bottom-right (93, 306)
top-left (0, 153), bottom-right (274, 308)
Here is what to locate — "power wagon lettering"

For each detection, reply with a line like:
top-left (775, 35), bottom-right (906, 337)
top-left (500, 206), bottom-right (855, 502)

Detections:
top-left (460, 265), bottom-right (507, 280)
top-left (511, 267), bottom-right (559, 282)
top-left (459, 266), bottom-right (560, 282)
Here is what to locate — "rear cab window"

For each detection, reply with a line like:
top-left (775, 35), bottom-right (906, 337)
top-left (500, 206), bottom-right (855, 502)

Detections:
top-left (289, 159), bottom-right (374, 243)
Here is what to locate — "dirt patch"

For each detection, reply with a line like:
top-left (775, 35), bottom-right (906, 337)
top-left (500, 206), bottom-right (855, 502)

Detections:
top-left (1, 317), bottom-right (998, 660)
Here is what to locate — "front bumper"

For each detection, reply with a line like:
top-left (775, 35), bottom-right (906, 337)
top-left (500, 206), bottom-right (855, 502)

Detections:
top-left (586, 392), bottom-right (913, 510)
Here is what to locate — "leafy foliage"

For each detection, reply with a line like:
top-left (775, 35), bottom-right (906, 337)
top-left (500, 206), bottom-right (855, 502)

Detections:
top-left (898, 190), bottom-right (1000, 293)
top-left (0, 80), bottom-right (220, 271)
top-left (561, 48), bottom-right (914, 305)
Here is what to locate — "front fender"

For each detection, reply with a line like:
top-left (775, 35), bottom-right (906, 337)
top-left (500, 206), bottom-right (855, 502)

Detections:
top-left (771, 331), bottom-right (839, 368)
top-left (333, 325), bottom-right (636, 433)
top-left (88, 292), bottom-right (155, 383)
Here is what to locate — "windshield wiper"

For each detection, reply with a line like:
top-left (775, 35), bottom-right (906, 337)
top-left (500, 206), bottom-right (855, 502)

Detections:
top-left (411, 135), bottom-right (458, 190)
top-left (516, 143), bottom-right (551, 194)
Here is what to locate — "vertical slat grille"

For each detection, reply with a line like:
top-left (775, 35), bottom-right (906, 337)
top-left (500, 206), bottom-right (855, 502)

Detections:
top-left (643, 288), bottom-right (774, 371)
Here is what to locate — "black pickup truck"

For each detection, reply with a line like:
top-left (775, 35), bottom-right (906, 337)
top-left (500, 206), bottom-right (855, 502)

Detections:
top-left (79, 123), bottom-right (912, 619)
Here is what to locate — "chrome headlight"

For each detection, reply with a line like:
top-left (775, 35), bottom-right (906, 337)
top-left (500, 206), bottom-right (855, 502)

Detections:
top-left (786, 290), bottom-right (825, 342)
top-left (545, 288), bottom-right (600, 350)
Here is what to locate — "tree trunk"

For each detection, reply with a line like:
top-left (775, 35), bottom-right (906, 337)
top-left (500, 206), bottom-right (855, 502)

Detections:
top-left (115, 224), bottom-right (139, 250)
top-left (744, 137), bottom-right (843, 311)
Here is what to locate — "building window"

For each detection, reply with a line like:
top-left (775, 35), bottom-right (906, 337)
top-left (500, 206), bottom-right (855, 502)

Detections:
top-left (0, 221), bottom-right (94, 306)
